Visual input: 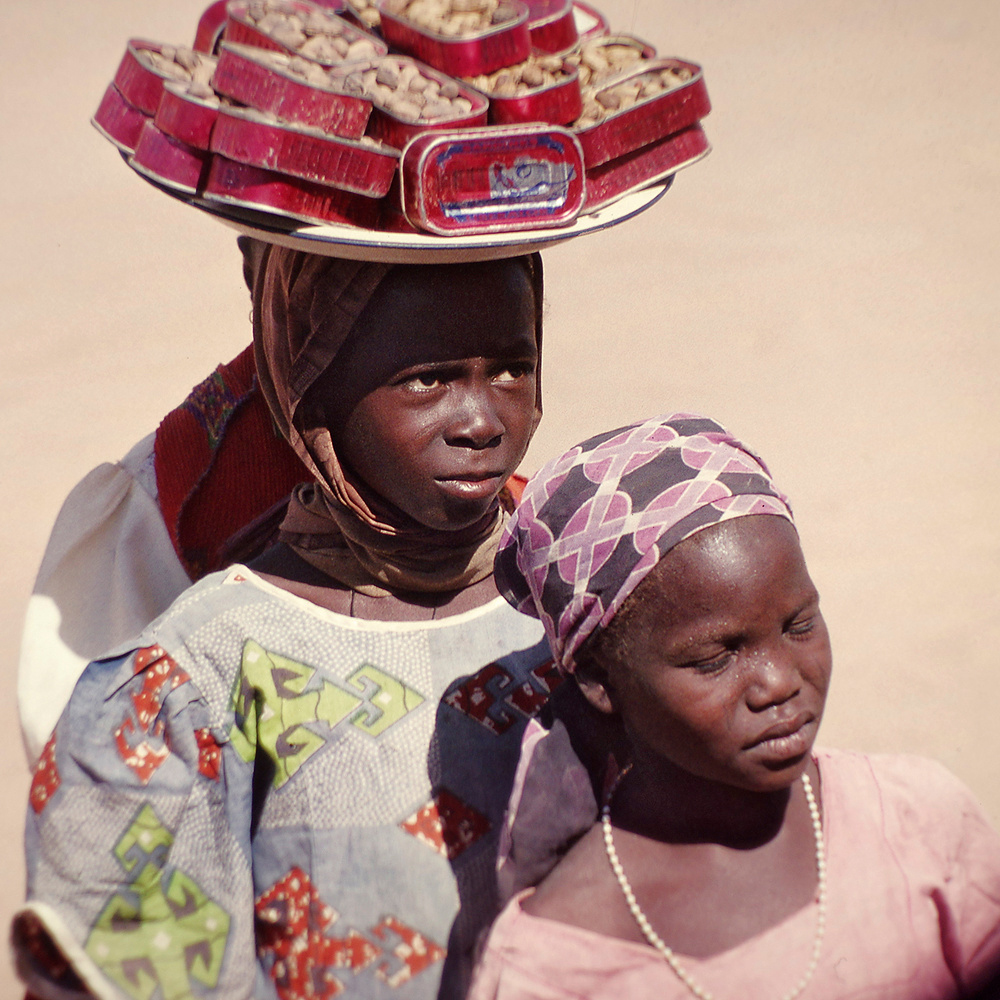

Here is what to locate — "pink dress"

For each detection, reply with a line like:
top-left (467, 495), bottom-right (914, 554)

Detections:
top-left (470, 749), bottom-right (1000, 1000)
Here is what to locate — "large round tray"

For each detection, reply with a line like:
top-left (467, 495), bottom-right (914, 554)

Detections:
top-left (185, 179), bottom-right (671, 262)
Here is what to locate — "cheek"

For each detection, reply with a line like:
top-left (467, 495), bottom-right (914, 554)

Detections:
top-left (500, 385), bottom-right (539, 446)
top-left (621, 672), bottom-right (732, 746)
top-left (804, 625), bottom-right (834, 691)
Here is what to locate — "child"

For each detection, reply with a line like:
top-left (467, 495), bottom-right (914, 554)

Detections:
top-left (14, 246), bottom-right (558, 1000)
top-left (471, 413), bottom-right (1000, 1000)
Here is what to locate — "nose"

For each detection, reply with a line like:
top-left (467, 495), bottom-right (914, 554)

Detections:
top-left (744, 645), bottom-right (801, 712)
top-left (445, 380), bottom-right (505, 450)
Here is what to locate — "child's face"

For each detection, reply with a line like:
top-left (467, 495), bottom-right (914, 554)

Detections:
top-left (601, 515), bottom-right (831, 793)
top-left (317, 260), bottom-right (539, 531)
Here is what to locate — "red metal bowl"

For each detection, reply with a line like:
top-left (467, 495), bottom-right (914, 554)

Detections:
top-left (203, 154), bottom-right (382, 227)
top-left (470, 61), bottom-right (582, 126)
top-left (114, 40), bottom-right (174, 115)
top-left (366, 58), bottom-right (489, 148)
top-left (568, 33), bottom-right (657, 89)
top-left (400, 123), bottom-right (585, 234)
top-left (583, 121), bottom-right (710, 211)
top-left (569, 0), bottom-right (607, 43)
top-left (194, 0), bottom-right (229, 53)
top-left (574, 58), bottom-right (711, 167)
top-left (526, 0), bottom-right (577, 54)
top-left (212, 42), bottom-right (373, 137)
top-left (155, 81), bottom-right (220, 150)
top-left (224, 0), bottom-right (386, 65)
top-left (130, 119), bottom-right (212, 194)
top-left (210, 103), bottom-right (399, 196)
top-left (92, 83), bottom-right (150, 154)
top-left (377, 0), bottom-right (531, 77)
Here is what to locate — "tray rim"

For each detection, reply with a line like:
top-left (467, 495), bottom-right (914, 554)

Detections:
top-left (198, 178), bottom-right (671, 261)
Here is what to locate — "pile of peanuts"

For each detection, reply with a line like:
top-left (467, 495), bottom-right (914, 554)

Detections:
top-left (240, 47), bottom-right (372, 92)
top-left (464, 54), bottom-right (569, 97)
top-left (238, 1), bottom-right (383, 63)
top-left (139, 46), bottom-right (217, 91)
top-left (391, 0), bottom-right (518, 38)
top-left (574, 63), bottom-right (693, 128)
top-left (564, 38), bottom-right (646, 88)
top-left (360, 56), bottom-right (477, 120)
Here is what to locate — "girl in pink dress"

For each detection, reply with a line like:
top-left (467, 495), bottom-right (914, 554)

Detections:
top-left (470, 413), bottom-right (1000, 1000)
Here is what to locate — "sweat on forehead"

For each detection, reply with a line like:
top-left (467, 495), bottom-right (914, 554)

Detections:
top-left (494, 413), bottom-right (794, 673)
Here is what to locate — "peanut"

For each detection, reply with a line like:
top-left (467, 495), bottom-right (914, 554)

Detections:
top-left (392, 0), bottom-right (511, 38)
top-left (464, 54), bottom-right (571, 97)
top-left (239, 0), bottom-right (380, 66)
top-left (573, 64), bottom-right (691, 127)
top-left (363, 55), bottom-right (480, 123)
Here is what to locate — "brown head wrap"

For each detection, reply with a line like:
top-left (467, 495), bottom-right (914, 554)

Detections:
top-left (251, 244), bottom-right (543, 596)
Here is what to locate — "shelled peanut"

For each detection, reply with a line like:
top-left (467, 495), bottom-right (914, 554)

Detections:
top-left (239, 0), bottom-right (382, 62)
top-left (392, 0), bottom-right (519, 38)
top-left (575, 64), bottom-right (693, 128)
top-left (138, 46), bottom-right (217, 88)
top-left (465, 53), bottom-right (569, 96)
top-left (346, 0), bottom-right (382, 30)
top-left (360, 56), bottom-right (476, 120)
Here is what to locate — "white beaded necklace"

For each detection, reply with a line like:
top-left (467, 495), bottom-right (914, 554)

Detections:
top-left (601, 764), bottom-right (827, 1000)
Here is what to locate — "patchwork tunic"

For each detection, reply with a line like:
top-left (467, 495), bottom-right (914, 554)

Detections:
top-left (17, 567), bottom-right (553, 1000)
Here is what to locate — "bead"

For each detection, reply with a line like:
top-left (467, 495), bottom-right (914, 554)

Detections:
top-left (602, 761), bottom-right (826, 1000)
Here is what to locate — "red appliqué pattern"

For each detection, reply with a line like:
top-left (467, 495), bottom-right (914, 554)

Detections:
top-left (30, 732), bottom-right (60, 814)
top-left (371, 916), bottom-right (446, 989)
top-left (256, 868), bottom-right (445, 998)
top-left (256, 868), bottom-right (380, 999)
top-left (444, 658), bottom-right (561, 735)
top-left (114, 645), bottom-right (190, 784)
top-left (399, 789), bottom-right (490, 860)
top-left (195, 728), bottom-right (222, 781)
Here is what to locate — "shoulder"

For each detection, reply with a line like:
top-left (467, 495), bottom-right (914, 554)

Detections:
top-left (819, 746), bottom-right (985, 813)
top-left (818, 747), bottom-right (1000, 862)
top-left (521, 824), bottom-right (618, 925)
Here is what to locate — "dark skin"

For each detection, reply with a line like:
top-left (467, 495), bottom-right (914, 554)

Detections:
top-left (251, 259), bottom-right (539, 621)
top-left (524, 516), bottom-right (833, 958)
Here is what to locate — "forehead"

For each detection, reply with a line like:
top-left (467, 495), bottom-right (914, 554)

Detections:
top-left (636, 516), bottom-right (810, 624)
top-left (345, 259), bottom-right (536, 370)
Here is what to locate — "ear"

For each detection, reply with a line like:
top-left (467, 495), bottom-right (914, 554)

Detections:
top-left (574, 667), bottom-right (617, 716)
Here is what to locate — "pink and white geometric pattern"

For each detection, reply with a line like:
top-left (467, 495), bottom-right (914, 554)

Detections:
top-left (495, 413), bottom-right (793, 672)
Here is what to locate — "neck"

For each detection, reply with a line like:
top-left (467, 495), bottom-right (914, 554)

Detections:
top-left (249, 542), bottom-right (501, 619)
top-left (611, 755), bottom-right (806, 849)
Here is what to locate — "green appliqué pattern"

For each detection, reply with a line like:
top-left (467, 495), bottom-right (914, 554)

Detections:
top-left (230, 640), bottom-right (425, 787)
top-left (85, 804), bottom-right (230, 1000)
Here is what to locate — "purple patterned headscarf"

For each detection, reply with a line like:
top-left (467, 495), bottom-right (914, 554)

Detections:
top-left (495, 413), bottom-right (794, 673)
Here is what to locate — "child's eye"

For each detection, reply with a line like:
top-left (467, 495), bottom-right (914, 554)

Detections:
top-left (684, 650), bottom-right (735, 675)
top-left (493, 363), bottom-right (534, 384)
top-left (786, 615), bottom-right (816, 638)
top-left (401, 373), bottom-right (444, 390)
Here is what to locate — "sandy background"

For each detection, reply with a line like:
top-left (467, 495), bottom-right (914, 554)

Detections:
top-left (1, 0), bottom-right (997, 992)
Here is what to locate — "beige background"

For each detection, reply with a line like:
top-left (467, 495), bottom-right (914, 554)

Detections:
top-left (1, 0), bottom-right (997, 992)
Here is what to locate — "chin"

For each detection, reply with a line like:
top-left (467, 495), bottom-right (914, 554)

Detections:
top-left (745, 753), bottom-right (813, 791)
top-left (420, 502), bottom-right (496, 533)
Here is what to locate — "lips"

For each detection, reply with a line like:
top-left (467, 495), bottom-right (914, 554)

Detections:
top-left (745, 712), bottom-right (818, 761)
top-left (435, 472), bottom-right (505, 501)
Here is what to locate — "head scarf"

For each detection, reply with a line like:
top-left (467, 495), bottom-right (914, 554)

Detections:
top-left (494, 413), bottom-right (793, 672)
top-left (252, 243), bottom-right (544, 596)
